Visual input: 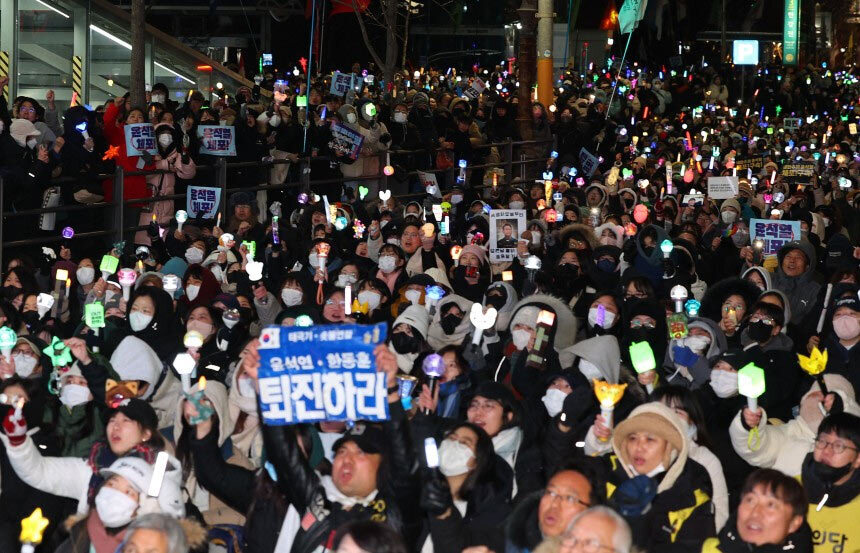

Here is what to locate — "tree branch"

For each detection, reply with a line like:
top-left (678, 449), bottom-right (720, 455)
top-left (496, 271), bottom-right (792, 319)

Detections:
top-left (353, 0), bottom-right (386, 70)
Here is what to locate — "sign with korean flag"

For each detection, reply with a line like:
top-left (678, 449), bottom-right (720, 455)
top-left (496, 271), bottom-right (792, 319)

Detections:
top-left (257, 323), bottom-right (389, 425)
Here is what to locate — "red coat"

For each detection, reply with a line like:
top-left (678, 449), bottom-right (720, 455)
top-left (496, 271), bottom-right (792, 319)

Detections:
top-left (101, 102), bottom-right (153, 204)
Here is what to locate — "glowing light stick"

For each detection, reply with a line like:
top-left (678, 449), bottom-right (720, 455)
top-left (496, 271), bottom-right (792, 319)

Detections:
top-left (0, 327), bottom-right (17, 362)
top-left (629, 341), bottom-right (657, 393)
top-left (469, 304), bottom-right (497, 346)
top-left (421, 354), bottom-right (445, 414)
top-left (117, 268), bottom-right (137, 302)
top-left (36, 293), bottom-right (54, 319)
top-left (450, 245), bottom-right (463, 267)
top-left (738, 362), bottom-right (766, 411)
top-left (175, 210), bottom-right (188, 231)
top-left (99, 255), bottom-right (118, 280)
top-left (670, 285), bottom-right (688, 313)
top-left (593, 380), bottom-right (628, 441)
top-left (173, 352), bottom-right (196, 394)
top-left (19, 508), bottom-right (49, 553)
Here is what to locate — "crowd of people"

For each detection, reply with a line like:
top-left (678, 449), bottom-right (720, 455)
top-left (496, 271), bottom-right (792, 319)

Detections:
top-left (0, 55), bottom-right (859, 553)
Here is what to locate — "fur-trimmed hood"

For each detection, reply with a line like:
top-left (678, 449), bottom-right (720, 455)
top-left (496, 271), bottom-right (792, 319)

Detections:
top-left (594, 222), bottom-right (625, 248)
top-left (508, 294), bottom-right (577, 352)
top-left (558, 223), bottom-right (599, 251)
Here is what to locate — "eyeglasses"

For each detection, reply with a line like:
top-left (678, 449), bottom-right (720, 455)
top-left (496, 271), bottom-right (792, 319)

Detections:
top-left (629, 320), bottom-right (656, 329)
top-left (543, 488), bottom-right (590, 508)
top-left (722, 304), bottom-right (744, 313)
top-left (19, 107), bottom-right (35, 114)
top-left (401, 231), bottom-right (419, 239)
top-left (325, 299), bottom-right (345, 307)
top-left (559, 535), bottom-right (617, 553)
top-left (814, 438), bottom-right (858, 455)
top-left (749, 315), bottom-right (775, 326)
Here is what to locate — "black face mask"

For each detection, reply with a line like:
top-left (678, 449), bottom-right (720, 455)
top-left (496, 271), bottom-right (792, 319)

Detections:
top-left (748, 320), bottom-right (773, 343)
top-left (628, 327), bottom-right (656, 344)
top-left (485, 294), bottom-right (506, 311)
top-left (20, 311), bottom-right (40, 327)
top-left (813, 459), bottom-right (853, 485)
top-left (440, 313), bottom-right (462, 335)
top-left (642, 246), bottom-right (656, 257)
top-left (558, 263), bottom-right (580, 280)
top-left (2, 285), bottom-right (20, 300)
top-left (391, 331), bottom-right (420, 354)
top-left (238, 306), bottom-right (253, 325)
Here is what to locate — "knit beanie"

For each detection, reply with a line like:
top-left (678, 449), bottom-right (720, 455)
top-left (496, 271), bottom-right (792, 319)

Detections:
top-left (613, 407), bottom-right (683, 468)
top-left (393, 305), bottom-right (430, 339)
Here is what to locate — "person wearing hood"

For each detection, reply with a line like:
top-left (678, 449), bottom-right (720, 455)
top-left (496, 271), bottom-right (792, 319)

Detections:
top-left (387, 100), bottom-right (422, 194)
top-left (741, 266), bottom-right (773, 293)
top-left (662, 317), bottom-right (728, 390)
top-left (0, 119), bottom-right (51, 226)
top-left (134, 123), bottom-right (196, 245)
top-left (480, 281), bottom-right (518, 358)
top-left (771, 240), bottom-right (822, 327)
top-left (620, 298), bottom-right (669, 386)
top-left (450, 244), bottom-right (491, 303)
top-left (126, 286), bottom-right (183, 362)
top-left (174, 305), bottom-right (230, 384)
top-left (388, 304), bottom-right (430, 374)
top-left (699, 277), bottom-right (762, 349)
top-left (109, 335), bottom-right (179, 430)
top-left (700, 198), bottom-right (747, 285)
top-left (597, 402), bottom-right (717, 551)
top-left (700, 469), bottom-right (812, 553)
top-left (731, 374), bottom-right (860, 478)
top-left (179, 263), bottom-right (221, 313)
top-left (427, 295), bottom-right (474, 351)
top-left (623, 224), bottom-right (671, 291)
top-left (172, 378), bottom-right (249, 525)
top-left (580, 292), bottom-right (623, 339)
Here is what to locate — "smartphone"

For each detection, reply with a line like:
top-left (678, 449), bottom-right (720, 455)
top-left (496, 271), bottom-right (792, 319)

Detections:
top-left (424, 437), bottom-right (439, 468)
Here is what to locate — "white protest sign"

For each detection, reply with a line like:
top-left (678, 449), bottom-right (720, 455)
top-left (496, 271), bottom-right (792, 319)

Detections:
top-left (187, 186), bottom-right (222, 219)
top-left (579, 148), bottom-right (599, 177)
top-left (418, 171), bottom-right (441, 198)
top-left (488, 209), bottom-right (526, 263)
top-left (707, 176), bottom-right (739, 200)
top-left (463, 78), bottom-right (486, 99)
top-left (330, 71), bottom-right (355, 96)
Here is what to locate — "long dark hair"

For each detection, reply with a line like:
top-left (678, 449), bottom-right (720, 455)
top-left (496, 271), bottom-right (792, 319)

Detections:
top-left (652, 385), bottom-right (714, 450)
top-left (333, 520), bottom-right (408, 553)
top-left (443, 422), bottom-right (496, 504)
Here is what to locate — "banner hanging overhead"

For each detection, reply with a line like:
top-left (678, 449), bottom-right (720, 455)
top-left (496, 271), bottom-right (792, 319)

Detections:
top-left (783, 0), bottom-right (800, 65)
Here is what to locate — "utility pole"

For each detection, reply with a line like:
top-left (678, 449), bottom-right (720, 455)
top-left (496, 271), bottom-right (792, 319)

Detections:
top-left (516, 0), bottom-right (538, 143)
top-left (720, 0), bottom-right (727, 62)
top-left (536, 0), bottom-right (554, 107)
top-left (129, 0), bottom-right (146, 107)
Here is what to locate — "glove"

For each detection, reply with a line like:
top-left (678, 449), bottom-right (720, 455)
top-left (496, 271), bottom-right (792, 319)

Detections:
top-left (3, 408), bottom-right (28, 446)
top-left (672, 345), bottom-right (699, 368)
top-left (559, 385), bottom-right (594, 426)
top-left (420, 469), bottom-right (454, 518)
top-left (140, 151), bottom-right (154, 165)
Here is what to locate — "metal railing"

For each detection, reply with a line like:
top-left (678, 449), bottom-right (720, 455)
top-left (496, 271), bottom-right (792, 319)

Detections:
top-left (0, 137), bottom-right (553, 268)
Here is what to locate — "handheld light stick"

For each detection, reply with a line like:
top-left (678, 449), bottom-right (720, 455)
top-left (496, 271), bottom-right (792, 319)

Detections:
top-left (738, 362), bottom-right (766, 412)
top-left (75, 120), bottom-right (89, 140)
top-left (593, 381), bottom-right (628, 441)
top-left (222, 309), bottom-right (240, 329)
top-left (162, 274), bottom-right (180, 297)
top-left (0, 327), bottom-right (17, 362)
top-left (421, 354), bottom-right (445, 414)
top-left (147, 451), bottom-right (169, 498)
top-left (52, 269), bottom-right (68, 318)
top-left (344, 283), bottom-right (352, 315)
top-left (469, 304), bottom-right (497, 346)
top-left (36, 293), bottom-right (54, 319)
top-left (383, 153), bottom-right (394, 177)
top-left (670, 285), bottom-right (688, 313)
top-left (272, 215), bottom-right (280, 245)
top-left (816, 284), bottom-right (834, 335)
top-left (450, 245), bottom-right (462, 267)
top-left (425, 285), bottom-right (445, 316)
top-left (685, 299), bottom-right (701, 317)
top-left (629, 341), bottom-right (657, 394)
top-left (117, 268), bottom-right (137, 302)
top-left (19, 508), bottom-right (50, 553)
top-left (84, 303), bottom-right (105, 353)
top-left (99, 255), bottom-right (118, 281)
top-left (798, 346), bottom-right (830, 415)
top-left (396, 375), bottom-right (418, 410)
top-left (215, 212), bottom-right (222, 229)
top-left (524, 255), bottom-right (542, 282)
top-left (458, 159), bottom-right (467, 184)
top-left (175, 210), bottom-right (188, 232)
top-left (173, 352), bottom-right (196, 394)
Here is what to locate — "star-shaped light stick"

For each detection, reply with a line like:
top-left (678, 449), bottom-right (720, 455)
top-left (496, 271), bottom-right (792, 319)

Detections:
top-left (19, 508), bottom-right (49, 553)
top-left (42, 336), bottom-right (73, 367)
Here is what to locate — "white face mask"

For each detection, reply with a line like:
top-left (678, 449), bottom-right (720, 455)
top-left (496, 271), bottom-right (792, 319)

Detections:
top-left (404, 290), bottom-right (421, 304)
top-left (151, 94), bottom-right (166, 104)
top-left (587, 307), bottom-right (616, 329)
top-left (60, 383), bottom-right (92, 407)
top-left (683, 335), bottom-right (711, 354)
top-left (378, 255), bottom-right (397, 274)
top-left (686, 422), bottom-right (698, 441)
top-left (158, 134), bottom-right (173, 148)
top-left (308, 252), bottom-right (320, 268)
top-left (185, 247), bottom-right (204, 265)
top-left (27, 138), bottom-right (38, 149)
top-left (393, 112), bottom-right (407, 124)
top-left (76, 267), bottom-right (95, 286)
top-left (541, 388), bottom-right (568, 417)
top-left (578, 358), bottom-right (604, 382)
top-left (511, 328), bottom-right (532, 350)
top-left (185, 284), bottom-right (201, 301)
top-left (95, 487), bottom-right (138, 528)
top-left (13, 353), bottom-right (38, 378)
top-left (237, 376), bottom-right (256, 398)
top-left (357, 290), bottom-right (381, 310)
top-left (335, 274), bottom-right (357, 288)
top-left (709, 369), bottom-right (739, 398)
top-left (438, 439), bottom-right (474, 476)
top-left (531, 231), bottom-right (542, 245)
top-left (721, 210), bottom-right (738, 224)
top-left (451, 194), bottom-right (464, 205)
top-left (509, 200), bottom-right (525, 210)
top-left (281, 288), bottom-right (303, 307)
top-left (346, 113), bottom-right (357, 124)
top-left (599, 235), bottom-right (616, 246)
top-left (187, 319), bottom-right (214, 338)
top-left (129, 311), bottom-right (153, 332)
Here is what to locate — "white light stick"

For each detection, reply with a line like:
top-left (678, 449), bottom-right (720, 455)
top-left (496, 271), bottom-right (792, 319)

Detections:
top-left (173, 352), bottom-right (195, 393)
top-left (345, 285), bottom-right (352, 315)
top-left (36, 293), bottom-right (54, 319)
top-left (175, 210), bottom-right (188, 231)
top-left (469, 304), bottom-right (497, 346)
top-left (816, 283), bottom-right (834, 334)
top-left (147, 451), bottom-right (169, 497)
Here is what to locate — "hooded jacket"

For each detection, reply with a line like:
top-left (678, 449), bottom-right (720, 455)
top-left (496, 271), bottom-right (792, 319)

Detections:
top-left (603, 402), bottom-right (716, 551)
top-left (771, 240), bottom-right (822, 325)
top-left (389, 304), bottom-right (430, 373)
top-left (663, 317), bottom-right (728, 390)
top-left (799, 452), bottom-right (860, 553)
top-left (427, 295), bottom-right (474, 350)
top-left (730, 374), bottom-right (860, 477)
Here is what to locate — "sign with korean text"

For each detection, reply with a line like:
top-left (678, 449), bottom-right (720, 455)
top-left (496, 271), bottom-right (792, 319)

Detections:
top-left (257, 323), bottom-right (389, 424)
top-left (579, 147), bottom-right (599, 177)
top-left (198, 125), bottom-right (237, 156)
top-left (781, 161), bottom-right (815, 183)
top-left (783, 117), bottom-right (802, 131)
top-left (187, 186), bottom-right (221, 219)
top-left (330, 121), bottom-right (365, 161)
top-left (463, 78), bottom-right (486, 100)
top-left (707, 176), bottom-right (739, 199)
top-left (783, 0), bottom-right (800, 65)
top-left (751, 219), bottom-right (801, 257)
top-left (489, 209), bottom-right (526, 263)
top-left (331, 71), bottom-right (356, 96)
top-left (734, 155), bottom-right (768, 172)
top-left (124, 123), bottom-right (157, 156)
